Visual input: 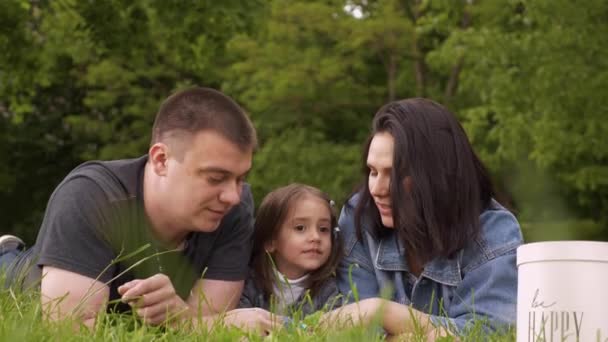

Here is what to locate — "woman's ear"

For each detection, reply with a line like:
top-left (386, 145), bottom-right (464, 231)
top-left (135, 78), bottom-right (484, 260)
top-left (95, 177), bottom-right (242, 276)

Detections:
top-left (404, 176), bottom-right (413, 193)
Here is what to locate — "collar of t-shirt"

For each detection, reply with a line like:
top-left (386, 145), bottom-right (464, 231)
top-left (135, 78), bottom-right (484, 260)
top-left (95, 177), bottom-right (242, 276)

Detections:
top-left (273, 272), bottom-right (310, 310)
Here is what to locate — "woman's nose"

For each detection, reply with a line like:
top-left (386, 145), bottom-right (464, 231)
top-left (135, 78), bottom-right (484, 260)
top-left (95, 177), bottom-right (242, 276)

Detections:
top-left (371, 174), bottom-right (389, 196)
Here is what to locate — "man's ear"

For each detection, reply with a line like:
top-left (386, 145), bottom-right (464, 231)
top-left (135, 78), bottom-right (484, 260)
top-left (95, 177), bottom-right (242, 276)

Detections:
top-left (149, 143), bottom-right (170, 176)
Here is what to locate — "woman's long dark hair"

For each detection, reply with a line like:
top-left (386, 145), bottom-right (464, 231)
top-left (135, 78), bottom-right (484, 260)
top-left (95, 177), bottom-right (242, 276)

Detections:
top-left (354, 98), bottom-right (494, 266)
top-left (251, 184), bottom-right (343, 300)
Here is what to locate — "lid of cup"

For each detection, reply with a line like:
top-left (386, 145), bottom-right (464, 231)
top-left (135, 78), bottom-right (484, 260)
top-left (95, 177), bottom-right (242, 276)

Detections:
top-left (517, 241), bottom-right (608, 266)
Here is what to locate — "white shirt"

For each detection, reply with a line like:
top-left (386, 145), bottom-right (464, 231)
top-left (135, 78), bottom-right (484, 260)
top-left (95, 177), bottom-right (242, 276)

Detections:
top-left (272, 271), bottom-right (310, 313)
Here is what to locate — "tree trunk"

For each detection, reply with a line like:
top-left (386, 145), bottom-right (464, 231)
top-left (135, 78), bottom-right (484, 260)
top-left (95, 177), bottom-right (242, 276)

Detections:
top-left (387, 54), bottom-right (397, 101)
top-left (411, 0), bottom-right (426, 97)
top-left (444, 4), bottom-right (472, 105)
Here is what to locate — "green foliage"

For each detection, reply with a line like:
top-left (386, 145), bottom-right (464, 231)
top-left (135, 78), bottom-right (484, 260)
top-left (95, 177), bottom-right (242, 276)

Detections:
top-left (248, 128), bottom-right (361, 207)
top-left (0, 0), bottom-right (607, 242)
top-left (429, 0), bottom-right (608, 237)
top-left (223, 0), bottom-right (379, 143)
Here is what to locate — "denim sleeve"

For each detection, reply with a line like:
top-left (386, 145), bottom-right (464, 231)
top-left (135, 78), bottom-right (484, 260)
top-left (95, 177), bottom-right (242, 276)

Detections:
top-left (336, 204), bottom-right (379, 302)
top-left (429, 205), bottom-right (520, 334)
top-left (429, 250), bottom-right (518, 334)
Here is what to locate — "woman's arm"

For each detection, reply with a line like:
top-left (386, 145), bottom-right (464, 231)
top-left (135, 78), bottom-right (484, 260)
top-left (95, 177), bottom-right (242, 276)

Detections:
top-left (320, 298), bottom-right (450, 339)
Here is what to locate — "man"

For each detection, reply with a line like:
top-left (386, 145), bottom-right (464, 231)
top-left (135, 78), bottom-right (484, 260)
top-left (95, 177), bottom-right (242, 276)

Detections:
top-left (0, 87), bottom-right (275, 332)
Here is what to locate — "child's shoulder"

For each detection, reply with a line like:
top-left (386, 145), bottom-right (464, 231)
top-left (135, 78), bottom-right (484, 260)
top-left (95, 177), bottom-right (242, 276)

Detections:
top-left (310, 276), bottom-right (344, 311)
top-left (239, 270), bottom-right (267, 308)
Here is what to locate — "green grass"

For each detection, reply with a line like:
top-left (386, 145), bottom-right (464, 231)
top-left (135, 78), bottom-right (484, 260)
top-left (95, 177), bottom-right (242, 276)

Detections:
top-left (0, 286), bottom-right (516, 341)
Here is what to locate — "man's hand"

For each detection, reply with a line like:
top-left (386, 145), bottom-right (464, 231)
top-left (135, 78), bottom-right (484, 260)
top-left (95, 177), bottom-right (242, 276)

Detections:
top-left (118, 273), bottom-right (190, 325)
top-left (222, 307), bottom-right (282, 336)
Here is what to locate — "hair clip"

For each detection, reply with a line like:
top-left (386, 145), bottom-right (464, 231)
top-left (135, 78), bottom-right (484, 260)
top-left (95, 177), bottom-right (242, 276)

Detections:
top-left (329, 200), bottom-right (336, 207)
top-left (332, 226), bottom-right (340, 239)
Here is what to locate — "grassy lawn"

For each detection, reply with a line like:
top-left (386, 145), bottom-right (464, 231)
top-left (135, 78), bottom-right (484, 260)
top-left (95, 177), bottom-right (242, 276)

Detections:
top-left (0, 288), bottom-right (516, 341)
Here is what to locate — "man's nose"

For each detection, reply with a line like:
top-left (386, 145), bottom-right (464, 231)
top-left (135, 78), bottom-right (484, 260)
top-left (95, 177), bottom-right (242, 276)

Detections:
top-left (219, 181), bottom-right (241, 206)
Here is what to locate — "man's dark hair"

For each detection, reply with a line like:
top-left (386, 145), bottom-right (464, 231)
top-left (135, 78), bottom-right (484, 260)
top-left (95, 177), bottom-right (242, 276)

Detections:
top-left (251, 183), bottom-right (343, 301)
top-left (151, 87), bottom-right (257, 151)
top-left (354, 98), bottom-right (495, 266)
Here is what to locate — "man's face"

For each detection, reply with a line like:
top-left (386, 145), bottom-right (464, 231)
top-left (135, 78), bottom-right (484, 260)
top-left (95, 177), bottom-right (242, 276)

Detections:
top-left (160, 130), bottom-right (252, 232)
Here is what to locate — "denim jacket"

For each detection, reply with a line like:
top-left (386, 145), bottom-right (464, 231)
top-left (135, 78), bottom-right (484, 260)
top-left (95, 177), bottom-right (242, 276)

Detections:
top-left (336, 195), bottom-right (522, 333)
top-left (239, 271), bottom-right (344, 316)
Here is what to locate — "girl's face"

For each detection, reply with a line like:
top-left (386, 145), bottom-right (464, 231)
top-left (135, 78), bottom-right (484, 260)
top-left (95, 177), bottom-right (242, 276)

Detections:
top-left (266, 195), bottom-right (332, 279)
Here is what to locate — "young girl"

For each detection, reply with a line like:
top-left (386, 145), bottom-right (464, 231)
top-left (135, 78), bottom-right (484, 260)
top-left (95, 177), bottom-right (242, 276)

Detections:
top-left (239, 183), bottom-right (344, 316)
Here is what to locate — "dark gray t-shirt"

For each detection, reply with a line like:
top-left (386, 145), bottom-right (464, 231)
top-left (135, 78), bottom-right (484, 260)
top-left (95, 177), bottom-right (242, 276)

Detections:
top-left (11, 156), bottom-right (254, 312)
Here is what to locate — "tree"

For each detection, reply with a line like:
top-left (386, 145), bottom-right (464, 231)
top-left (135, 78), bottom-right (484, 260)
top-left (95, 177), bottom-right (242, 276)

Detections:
top-left (431, 0), bottom-right (608, 237)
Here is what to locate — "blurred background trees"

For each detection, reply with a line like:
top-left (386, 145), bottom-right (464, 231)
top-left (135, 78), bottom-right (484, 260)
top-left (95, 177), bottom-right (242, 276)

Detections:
top-left (1, 0), bottom-right (606, 243)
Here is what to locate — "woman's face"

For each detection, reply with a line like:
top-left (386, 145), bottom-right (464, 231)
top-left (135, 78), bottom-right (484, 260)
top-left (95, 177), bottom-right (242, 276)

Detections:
top-left (367, 132), bottom-right (395, 228)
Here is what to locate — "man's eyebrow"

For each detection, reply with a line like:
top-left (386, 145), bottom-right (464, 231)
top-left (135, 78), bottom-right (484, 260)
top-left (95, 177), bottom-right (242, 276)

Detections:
top-left (199, 167), bottom-right (231, 175)
top-left (199, 167), bottom-right (251, 178)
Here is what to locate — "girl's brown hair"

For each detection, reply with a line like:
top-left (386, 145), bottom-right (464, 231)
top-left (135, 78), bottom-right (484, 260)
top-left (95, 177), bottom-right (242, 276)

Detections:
top-left (251, 183), bottom-right (343, 300)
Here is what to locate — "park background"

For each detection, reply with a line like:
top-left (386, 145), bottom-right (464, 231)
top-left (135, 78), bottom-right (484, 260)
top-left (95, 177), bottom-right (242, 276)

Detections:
top-left (1, 0), bottom-right (607, 245)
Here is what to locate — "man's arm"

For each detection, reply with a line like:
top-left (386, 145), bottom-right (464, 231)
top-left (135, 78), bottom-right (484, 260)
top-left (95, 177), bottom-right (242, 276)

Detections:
top-left (35, 175), bottom-right (118, 327)
top-left (118, 274), bottom-right (278, 334)
top-left (190, 278), bottom-right (281, 334)
top-left (41, 266), bottom-right (109, 328)
top-left (118, 277), bottom-right (244, 320)
top-left (116, 276), bottom-right (244, 323)
top-left (188, 278), bottom-right (243, 315)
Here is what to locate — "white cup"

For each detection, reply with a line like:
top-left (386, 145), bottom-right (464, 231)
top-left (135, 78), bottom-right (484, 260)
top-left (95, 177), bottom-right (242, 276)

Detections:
top-left (517, 241), bottom-right (608, 342)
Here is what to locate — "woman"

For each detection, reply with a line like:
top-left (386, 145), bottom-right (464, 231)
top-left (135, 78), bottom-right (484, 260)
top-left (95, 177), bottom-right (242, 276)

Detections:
top-left (336, 98), bottom-right (522, 334)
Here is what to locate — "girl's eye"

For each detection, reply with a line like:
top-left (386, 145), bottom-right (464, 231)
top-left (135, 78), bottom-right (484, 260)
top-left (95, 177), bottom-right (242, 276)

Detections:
top-left (319, 226), bottom-right (330, 233)
top-left (369, 170), bottom-right (378, 177)
top-left (294, 224), bottom-right (306, 232)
